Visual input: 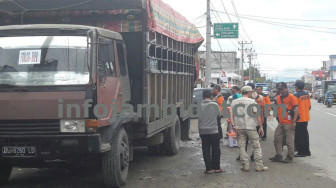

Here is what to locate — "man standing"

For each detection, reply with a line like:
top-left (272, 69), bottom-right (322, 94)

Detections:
top-left (213, 85), bottom-right (224, 139)
top-left (294, 81), bottom-right (311, 157)
top-left (256, 86), bottom-right (272, 141)
top-left (270, 82), bottom-right (299, 163)
top-left (231, 86), bottom-right (268, 172)
top-left (198, 90), bottom-right (224, 174)
top-left (232, 86), bottom-right (242, 100)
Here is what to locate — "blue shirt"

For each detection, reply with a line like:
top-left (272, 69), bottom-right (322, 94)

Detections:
top-left (233, 93), bottom-right (242, 100)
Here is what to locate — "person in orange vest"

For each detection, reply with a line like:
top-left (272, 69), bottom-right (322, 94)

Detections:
top-left (212, 85), bottom-right (224, 139)
top-left (256, 86), bottom-right (272, 141)
top-left (269, 82), bottom-right (299, 163)
top-left (294, 81), bottom-right (311, 157)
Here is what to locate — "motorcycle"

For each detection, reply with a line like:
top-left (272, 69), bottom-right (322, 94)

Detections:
top-left (327, 96), bottom-right (333, 108)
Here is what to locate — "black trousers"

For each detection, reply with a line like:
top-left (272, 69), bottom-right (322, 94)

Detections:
top-left (256, 118), bottom-right (267, 138)
top-left (217, 117), bottom-right (223, 139)
top-left (262, 117), bottom-right (267, 138)
top-left (295, 122), bottom-right (311, 155)
top-left (200, 133), bottom-right (221, 171)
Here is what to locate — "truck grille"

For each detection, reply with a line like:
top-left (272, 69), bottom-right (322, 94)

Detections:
top-left (0, 120), bottom-right (60, 135)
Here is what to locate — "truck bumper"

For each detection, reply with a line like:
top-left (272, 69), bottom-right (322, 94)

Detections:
top-left (0, 134), bottom-right (101, 161)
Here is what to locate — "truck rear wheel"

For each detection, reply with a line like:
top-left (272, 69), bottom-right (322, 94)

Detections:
top-left (0, 161), bottom-right (12, 185)
top-left (180, 117), bottom-right (191, 141)
top-left (163, 116), bottom-right (181, 155)
top-left (102, 127), bottom-right (129, 187)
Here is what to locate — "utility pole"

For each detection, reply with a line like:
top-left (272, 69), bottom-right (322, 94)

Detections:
top-left (247, 51), bottom-right (256, 83)
top-left (253, 64), bottom-right (256, 82)
top-left (205, 0), bottom-right (211, 88)
top-left (238, 41), bottom-right (252, 86)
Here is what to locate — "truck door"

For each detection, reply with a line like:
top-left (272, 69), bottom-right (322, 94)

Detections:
top-left (116, 42), bottom-right (131, 106)
top-left (97, 37), bottom-right (120, 126)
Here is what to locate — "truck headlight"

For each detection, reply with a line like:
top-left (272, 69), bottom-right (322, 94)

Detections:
top-left (60, 120), bottom-right (85, 133)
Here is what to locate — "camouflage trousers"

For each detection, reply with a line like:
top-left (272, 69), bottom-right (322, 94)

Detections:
top-left (237, 129), bottom-right (263, 167)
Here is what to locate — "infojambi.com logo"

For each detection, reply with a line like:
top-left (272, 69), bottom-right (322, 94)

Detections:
top-left (58, 99), bottom-right (287, 123)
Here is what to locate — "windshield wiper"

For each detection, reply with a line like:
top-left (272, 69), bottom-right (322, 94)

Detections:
top-left (0, 83), bottom-right (17, 88)
top-left (0, 84), bottom-right (28, 91)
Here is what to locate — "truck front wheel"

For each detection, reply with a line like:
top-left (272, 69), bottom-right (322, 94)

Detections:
top-left (163, 116), bottom-right (181, 155)
top-left (0, 161), bottom-right (12, 185)
top-left (102, 127), bottom-right (129, 187)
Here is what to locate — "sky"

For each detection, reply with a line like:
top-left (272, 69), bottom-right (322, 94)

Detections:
top-left (162, 0), bottom-right (336, 82)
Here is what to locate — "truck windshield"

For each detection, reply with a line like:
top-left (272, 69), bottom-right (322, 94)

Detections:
top-left (0, 36), bottom-right (90, 86)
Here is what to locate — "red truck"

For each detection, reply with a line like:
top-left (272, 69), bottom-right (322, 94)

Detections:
top-left (0, 0), bottom-right (203, 187)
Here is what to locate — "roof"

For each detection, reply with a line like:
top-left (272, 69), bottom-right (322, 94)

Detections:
top-left (0, 24), bottom-right (123, 40)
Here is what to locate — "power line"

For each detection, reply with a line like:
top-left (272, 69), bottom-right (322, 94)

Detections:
top-left (210, 8), bottom-right (239, 48)
top-left (219, 0), bottom-right (232, 22)
top-left (213, 10), bottom-right (336, 34)
top-left (257, 53), bottom-right (329, 57)
top-left (192, 12), bottom-right (206, 21)
top-left (230, 0), bottom-right (251, 41)
top-left (224, 12), bottom-right (336, 22)
top-left (242, 17), bottom-right (336, 34)
top-left (215, 39), bottom-right (234, 65)
top-left (219, 12), bottom-right (336, 30)
top-left (217, 0), bottom-right (243, 46)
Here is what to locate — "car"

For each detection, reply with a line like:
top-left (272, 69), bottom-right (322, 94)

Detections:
top-left (193, 87), bottom-right (232, 104)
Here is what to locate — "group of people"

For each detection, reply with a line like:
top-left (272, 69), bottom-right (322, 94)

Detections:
top-left (197, 80), bottom-right (311, 174)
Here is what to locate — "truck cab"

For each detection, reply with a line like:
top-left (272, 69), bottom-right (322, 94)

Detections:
top-left (0, 24), bottom-right (132, 186)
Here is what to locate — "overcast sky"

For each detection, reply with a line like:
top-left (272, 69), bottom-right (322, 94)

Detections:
top-left (162, 0), bottom-right (336, 82)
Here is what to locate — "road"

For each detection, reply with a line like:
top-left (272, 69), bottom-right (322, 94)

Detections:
top-left (296, 99), bottom-right (336, 181)
top-left (3, 99), bottom-right (336, 188)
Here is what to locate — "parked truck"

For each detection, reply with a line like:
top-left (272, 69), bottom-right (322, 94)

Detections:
top-left (321, 80), bottom-right (336, 104)
top-left (0, 0), bottom-right (204, 187)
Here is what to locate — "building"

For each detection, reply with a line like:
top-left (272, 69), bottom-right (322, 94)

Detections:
top-left (199, 51), bottom-right (241, 87)
top-left (303, 74), bottom-right (315, 84)
top-left (311, 71), bottom-right (328, 81)
top-left (329, 55), bottom-right (336, 80)
top-left (322, 60), bottom-right (331, 71)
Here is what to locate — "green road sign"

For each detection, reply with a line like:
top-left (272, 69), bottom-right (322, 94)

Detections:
top-left (214, 23), bottom-right (239, 39)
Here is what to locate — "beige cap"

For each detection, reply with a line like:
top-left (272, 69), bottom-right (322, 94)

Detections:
top-left (241, 86), bottom-right (253, 92)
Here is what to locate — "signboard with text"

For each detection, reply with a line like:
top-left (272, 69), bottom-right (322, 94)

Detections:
top-left (214, 23), bottom-right (239, 39)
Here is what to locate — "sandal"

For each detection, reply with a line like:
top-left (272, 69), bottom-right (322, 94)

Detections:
top-left (204, 170), bottom-right (212, 174)
top-left (214, 169), bottom-right (225, 173)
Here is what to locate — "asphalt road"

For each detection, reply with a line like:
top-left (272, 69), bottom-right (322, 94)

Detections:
top-left (3, 99), bottom-right (336, 188)
top-left (296, 99), bottom-right (336, 181)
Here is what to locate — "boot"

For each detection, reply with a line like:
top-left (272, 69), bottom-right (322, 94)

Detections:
top-left (282, 155), bottom-right (293, 163)
top-left (269, 154), bottom-right (283, 162)
top-left (241, 165), bottom-right (250, 172)
top-left (255, 165), bottom-right (269, 172)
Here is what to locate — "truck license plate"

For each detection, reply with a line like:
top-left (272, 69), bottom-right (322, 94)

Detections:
top-left (2, 146), bottom-right (37, 157)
